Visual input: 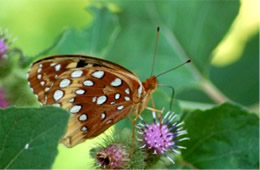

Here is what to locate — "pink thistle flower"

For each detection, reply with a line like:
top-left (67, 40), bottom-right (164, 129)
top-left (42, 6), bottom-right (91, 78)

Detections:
top-left (0, 39), bottom-right (8, 57)
top-left (137, 110), bottom-right (189, 164)
top-left (96, 144), bottom-right (130, 169)
top-left (0, 88), bottom-right (8, 108)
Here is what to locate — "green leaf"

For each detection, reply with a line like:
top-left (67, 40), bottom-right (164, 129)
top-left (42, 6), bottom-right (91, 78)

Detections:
top-left (181, 103), bottom-right (259, 169)
top-left (3, 73), bottom-right (39, 106)
top-left (0, 106), bottom-right (70, 169)
top-left (210, 32), bottom-right (259, 106)
top-left (47, 6), bottom-right (120, 57)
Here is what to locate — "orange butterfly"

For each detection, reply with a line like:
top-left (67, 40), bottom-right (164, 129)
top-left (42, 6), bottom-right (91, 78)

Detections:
top-left (27, 28), bottom-right (190, 147)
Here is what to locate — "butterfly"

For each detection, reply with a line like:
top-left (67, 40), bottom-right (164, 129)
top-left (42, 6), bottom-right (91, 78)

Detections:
top-left (27, 28), bottom-right (191, 148)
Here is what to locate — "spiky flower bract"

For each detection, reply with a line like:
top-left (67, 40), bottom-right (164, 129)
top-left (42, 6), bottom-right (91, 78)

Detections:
top-left (90, 129), bottom-right (146, 169)
top-left (0, 28), bottom-right (17, 59)
top-left (0, 27), bottom-right (20, 79)
top-left (96, 143), bottom-right (129, 169)
top-left (137, 110), bottom-right (189, 164)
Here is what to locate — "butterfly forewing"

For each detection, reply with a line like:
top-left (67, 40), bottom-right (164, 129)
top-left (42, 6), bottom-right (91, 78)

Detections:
top-left (28, 55), bottom-right (144, 147)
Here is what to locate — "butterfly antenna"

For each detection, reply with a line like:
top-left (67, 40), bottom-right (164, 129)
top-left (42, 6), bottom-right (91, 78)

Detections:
top-left (155, 59), bottom-right (192, 78)
top-left (150, 26), bottom-right (160, 77)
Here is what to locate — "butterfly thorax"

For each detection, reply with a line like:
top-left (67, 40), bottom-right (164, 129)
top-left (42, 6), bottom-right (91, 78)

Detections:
top-left (131, 76), bottom-right (158, 113)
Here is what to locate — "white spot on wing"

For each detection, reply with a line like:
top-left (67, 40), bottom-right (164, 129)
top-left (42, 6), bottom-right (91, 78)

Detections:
top-left (69, 98), bottom-right (75, 103)
top-left (60, 79), bottom-right (71, 88)
top-left (37, 74), bottom-right (42, 80)
top-left (115, 93), bottom-right (120, 100)
top-left (55, 64), bottom-right (61, 71)
top-left (39, 64), bottom-right (43, 68)
top-left (45, 87), bottom-right (50, 92)
top-left (50, 63), bottom-right (56, 66)
top-left (40, 81), bottom-right (45, 86)
top-left (117, 105), bottom-right (124, 110)
top-left (37, 67), bottom-right (42, 73)
top-left (125, 88), bottom-right (130, 94)
top-left (97, 96), bottom-right (107, 105)
top-left (75, 89), bottom-right (85, 95)
top-left (81, 126), bottom-right (88, 133)
top-left (111, 78), bottom-right (122, 87)
top-left (79, 114), bottom-right (88, 121)
top-left (101, 112), bottom-right (106, 120)
top-left (124, 96), bottom-right (130, 101)
top-left (53, 90), bottom-right (64, 101)
top-left (71, 70), bottom-right (83, 78)
top-left (92, 70), bottom-right (104, 79)
top-left (83, 80), bottom-right (94, 86)
top-left (70, 105), bottom-right (82, 113)
top-left (92, 97), bottom-right (97, 103)
top-left (106, 120), bottom-right (112, 124)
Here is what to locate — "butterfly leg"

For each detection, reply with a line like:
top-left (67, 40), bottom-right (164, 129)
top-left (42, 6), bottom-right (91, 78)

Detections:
top-left (150, 94), bottom-right (163, 123)
top-left (158, 84), bottom-right (175, 110)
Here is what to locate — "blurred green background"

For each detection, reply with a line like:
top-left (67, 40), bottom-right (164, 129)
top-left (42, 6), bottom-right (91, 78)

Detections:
top-left (0, 0), bottom-right (258, 168)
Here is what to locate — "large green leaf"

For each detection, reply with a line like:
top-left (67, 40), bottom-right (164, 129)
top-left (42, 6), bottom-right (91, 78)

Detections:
top-left (210, 32), bottom-right (259, 106)
top-left (180, 103), bottom-right (259, 169)
top-left (0, 106), bottom-right (69, 169)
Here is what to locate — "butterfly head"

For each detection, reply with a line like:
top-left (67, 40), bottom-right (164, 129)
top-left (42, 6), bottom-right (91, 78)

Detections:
top-left (142, 76), bottom-right (158, 93)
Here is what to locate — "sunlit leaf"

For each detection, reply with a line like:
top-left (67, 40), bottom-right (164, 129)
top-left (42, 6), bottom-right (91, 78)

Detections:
top-left (210, 32), bottom-right (259, 106)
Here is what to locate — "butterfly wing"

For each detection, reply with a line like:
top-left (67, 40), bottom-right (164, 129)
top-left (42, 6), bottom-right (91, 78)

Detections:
top-left (28, 55), bottom-right (144, 147)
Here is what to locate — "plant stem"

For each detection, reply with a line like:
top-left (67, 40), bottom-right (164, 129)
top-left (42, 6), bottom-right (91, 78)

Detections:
top-left (179, 100), bottom-right (215, 111)
top-left (162, 24), bottom-right (230, 104)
